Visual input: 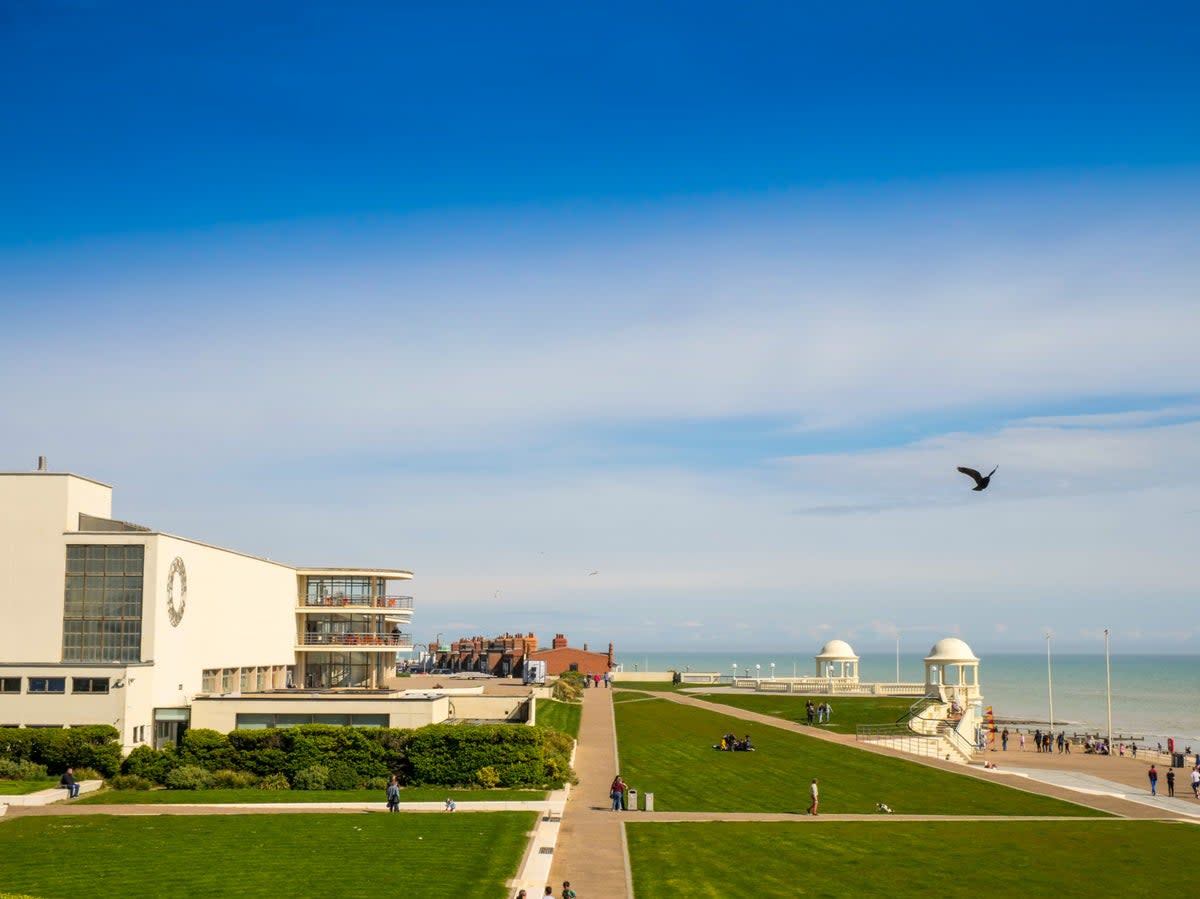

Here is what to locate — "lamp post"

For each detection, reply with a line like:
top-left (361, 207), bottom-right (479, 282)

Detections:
top-left (895, 634), bottom-right (900, 682)
top-left (1104, 628), bottom-right (1113, 759)
top-left (770, 662), bottom-right (775, 680)
top-left (755, 664), bottom-right (761, 681)
top-left (1045, 631), bottom-right (1055, 733)
top-left (731, 662), bottom-right (737, 684)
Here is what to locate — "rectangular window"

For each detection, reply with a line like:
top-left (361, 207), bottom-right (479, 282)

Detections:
top-left (62, 544), bottom-right (143, 663)
top-left (28, 677), bottom-right (66, 693)
top-left (0, 677), bottom-right (20, 694)
top-left (72, 677), bottom-right (110, 694)
top-left (201, 670), bottom-right (218, 693)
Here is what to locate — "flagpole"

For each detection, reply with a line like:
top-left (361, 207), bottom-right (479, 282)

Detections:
top-left (1104, 628), bottom-right (1113, 759)
top-left (1045, 631), bottom-right (1055, 734)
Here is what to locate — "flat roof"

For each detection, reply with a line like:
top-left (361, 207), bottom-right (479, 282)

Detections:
top-left (0, 470), bottom-right (112, 488)
top-left (297, 567), bottom-right (414, 579)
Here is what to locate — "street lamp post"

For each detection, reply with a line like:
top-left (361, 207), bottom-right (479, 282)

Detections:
top-left (755, 664), bottom-right (761, 681)
top-left (1104, 628), bottom-right (1113, 759)
top-left (1045, 631), bottom-right (1055, 733)
top-left (731, 663), bottom-right (737, 684)
top-left (895, 634), bottom-right (900, 682)
top-left (770, 662), bottom-right (776, 680)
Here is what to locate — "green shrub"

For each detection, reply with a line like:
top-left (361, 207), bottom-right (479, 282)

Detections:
top-left (325, 761), bottom-right (361, 791)
top-left (72, 766), bottom-right (103, 781)
top-left (165, 765), bottom-right (214, 790)
top-left (475, 766), bottom-right (501, 788)
top-left (0, 758), bottom-right (47, 780)
top-left (179, 728), bottom-right (237, 772)
top-left (108, 774), bottom-right (154, 791)
top-left (363, 775), bottom-right (390, 790)
top-left (211, 769), bottom-right (259, 789)
top-left (552, 677), bottom-right (583, 702)
top-left (405, 723), bottom-right (569, 788)
top-left (0, 725), bottom-right (121, 777)
top-left (258, 772), bottom-right (290, 790)
top-left (291, 764), bottom-right (329, 790)
top-left (120, 745), bottom-right (176, 784)
top-left (285, 725), bottom-right (388, 782)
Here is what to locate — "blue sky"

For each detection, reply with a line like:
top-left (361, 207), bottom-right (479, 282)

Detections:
top-left (2, 2), bottom-right (1199, 654)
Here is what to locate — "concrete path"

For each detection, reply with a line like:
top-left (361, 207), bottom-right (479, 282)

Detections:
top-left (545, 683), bottom-right (631, 898)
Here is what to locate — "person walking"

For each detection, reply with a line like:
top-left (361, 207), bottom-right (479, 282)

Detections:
top-left (1001, 728), bottom-right (1009, 751)
top-left (1190, 766), bottom-right (1200, 798)
top-left (1166, 768), bottom-right (1175, 797)
top-left (1019, 732), bottom-right (1025, 751)
top-left (1148, 764), bottom-right (1158, 797)
top-left (807, 778), bottom-right (819, 816)
top-left (561, 881), bottom-right (577, 899)
top-left (385, 775), bottom-right (401, 812)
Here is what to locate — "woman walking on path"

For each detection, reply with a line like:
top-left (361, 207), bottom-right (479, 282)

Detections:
top-left (808, 778), bottom-right (819, 816)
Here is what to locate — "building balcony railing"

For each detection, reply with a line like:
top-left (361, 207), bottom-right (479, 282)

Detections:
top-left (298, 632), bottom-right (414, 650)
top-left (301, 595), bottom-right (414, 610)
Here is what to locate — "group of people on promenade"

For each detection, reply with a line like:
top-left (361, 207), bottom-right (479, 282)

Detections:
top-left (514, 883), bottom-right (575, 898)
top-left (583, 671), bottom-right (611, 688)
top-left (805, 700), bottom-right (832, 724)
top-left (1147, 763), bottom-right (1200, 799)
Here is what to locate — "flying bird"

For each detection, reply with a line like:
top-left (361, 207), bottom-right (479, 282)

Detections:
top-left (957, 465), bottom-right (998, 491)
top-left (588, 570), bottom-right (599, 576)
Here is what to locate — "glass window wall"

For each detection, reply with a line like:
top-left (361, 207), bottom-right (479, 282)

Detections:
top-left (62, 545), bottom-right (143, 662)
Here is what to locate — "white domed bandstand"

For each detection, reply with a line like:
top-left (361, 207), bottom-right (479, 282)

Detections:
top-left (814, 639), bottom-right (860, 680)
top-left (923, 637), bottom-right (982, 705)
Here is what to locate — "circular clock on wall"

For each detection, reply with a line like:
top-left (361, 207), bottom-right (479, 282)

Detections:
top-left (166, 556), bottom-right (187, 626)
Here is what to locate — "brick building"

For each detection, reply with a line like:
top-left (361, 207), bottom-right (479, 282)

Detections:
top-left (431, 632), bottom-right (613, 677)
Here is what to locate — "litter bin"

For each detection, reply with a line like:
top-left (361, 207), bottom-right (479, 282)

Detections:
top-left (1172, 752), bottom-right (1185, 768)
top-left (626, 788), bottom-right (637, 810)
top-left (643, 792), bottom-right (654, 812)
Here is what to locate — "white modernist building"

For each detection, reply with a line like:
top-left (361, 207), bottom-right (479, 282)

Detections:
top-left (0, 463), bottom-right (416, 750)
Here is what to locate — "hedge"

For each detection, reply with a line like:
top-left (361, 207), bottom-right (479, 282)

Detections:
top-left (0, 726), bottom-right (121, 777)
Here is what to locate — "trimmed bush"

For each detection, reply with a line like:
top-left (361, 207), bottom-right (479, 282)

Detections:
top-left (552, 677), bottom-right (583, 703)
top-left (258, 772), bottom-right (290, 790)
top-left (0, 758), bottom-right (48, 780)
top-left (0, 725), bottom-right (121, 777)
top-left (475, 766), bottom-right (501, 788)
top-left (291, 765), bottom-right (329, 790)
top-left (211, 769), bottom-right (259, 789)
top-left (165, 765), bottom-right (214, 790)
top-left (120, 745), bottom-right (177, 784)
top-left (404, 723), bottom-right (570, 788)
top-left (108, 774), bottom-right (154, 791)
top-left (363, 775), bottom-right (390, 790)
top-left (179, 728), bottom-right (237, 772)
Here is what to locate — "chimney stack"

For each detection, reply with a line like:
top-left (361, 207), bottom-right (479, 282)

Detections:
top-left (37, 456), bottom-right (47, 471)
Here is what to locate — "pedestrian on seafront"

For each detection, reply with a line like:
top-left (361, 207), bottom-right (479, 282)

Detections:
top-left (561, 881), bottom-right (577, 899)
top-left (1190, 766), bottom-right (1200, 798)
top-left (807, 778), bottom-right (819, 816)
top-left (1148, 764), bottom-right (1158, 796)
top-left (1001, 728), bottom-right (1009, 751)
top-left (1019, 732), bottom-right (1025, 751)
top-left (1166, 768), bottom-right (1175, 797)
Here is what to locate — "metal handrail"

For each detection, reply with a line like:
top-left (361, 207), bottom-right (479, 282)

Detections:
top-left (302, 595), bottom-right (414, 609)
top-left (300, 632), bottom-right (413, 647)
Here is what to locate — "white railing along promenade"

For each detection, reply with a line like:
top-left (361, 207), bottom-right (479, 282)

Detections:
top-left (725, 677), bottom-right (927, 696)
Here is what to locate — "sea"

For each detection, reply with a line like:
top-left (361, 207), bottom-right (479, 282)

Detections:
top-left (614, 651), bottom-right (1200, 749)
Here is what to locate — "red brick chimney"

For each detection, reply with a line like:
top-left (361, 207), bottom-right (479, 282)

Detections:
top-left (552, 633), bottom-right (568, 649)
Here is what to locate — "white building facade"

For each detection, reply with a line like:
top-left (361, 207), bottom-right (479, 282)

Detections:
top-left (0, 465), bottom-right (414, 751)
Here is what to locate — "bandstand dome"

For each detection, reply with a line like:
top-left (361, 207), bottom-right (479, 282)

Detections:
top-left (925, 637), bottom-right (979, 663)
top-left (816, 639), bottom-right (858, 660)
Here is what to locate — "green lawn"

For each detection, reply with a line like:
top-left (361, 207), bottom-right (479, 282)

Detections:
top-left (615, 697), bottom-right (1101, 816)
top-left (0, 779), bottom-right (57, 796)
top-left (536, 697), bottom-right (583, 739)
top-left (75, 785), bottom-right (547, 805)
top-left (627, 820), bottom-right (1199, 897)
top-left (0, 812), bottom-right (534, 899)
top-left (699, 693), bottom-right (916, 734)
top-left (613, 680), bottom-right (696, 692)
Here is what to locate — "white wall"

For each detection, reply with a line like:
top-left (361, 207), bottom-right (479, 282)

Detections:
top-left (0, 473), bottom-right (112, 661)
top-left (143, 534), bottom-right (298, 712)
top-left (189, 694), bottom-right (449, 733)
